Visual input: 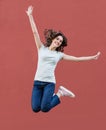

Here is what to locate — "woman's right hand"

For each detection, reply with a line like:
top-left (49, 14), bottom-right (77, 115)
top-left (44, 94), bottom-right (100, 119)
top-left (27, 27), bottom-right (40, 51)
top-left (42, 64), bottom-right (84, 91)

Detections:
top-left (93, 51), bottom-right (101, 60)
top-left (26, 5), bottom-right (33, 16)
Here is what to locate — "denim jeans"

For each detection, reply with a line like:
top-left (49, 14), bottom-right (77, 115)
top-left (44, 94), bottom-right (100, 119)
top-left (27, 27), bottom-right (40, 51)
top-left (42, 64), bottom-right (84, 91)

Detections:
top-left (31, 80), bottom-right (60, 112)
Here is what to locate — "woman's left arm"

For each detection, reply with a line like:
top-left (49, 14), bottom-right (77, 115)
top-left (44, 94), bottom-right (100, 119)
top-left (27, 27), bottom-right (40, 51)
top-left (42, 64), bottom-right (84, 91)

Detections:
top-left (63, 52), bottom-right (101, 61)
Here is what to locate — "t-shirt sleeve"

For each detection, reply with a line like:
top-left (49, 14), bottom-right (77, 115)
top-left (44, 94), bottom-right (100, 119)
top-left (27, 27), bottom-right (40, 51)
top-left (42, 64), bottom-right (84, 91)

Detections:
top-left (40, 44), bottom-right (45, 48)
top-left (38, 44), bottom-right (45, 51)
top-left (58, 52), bottom-right (64, 60)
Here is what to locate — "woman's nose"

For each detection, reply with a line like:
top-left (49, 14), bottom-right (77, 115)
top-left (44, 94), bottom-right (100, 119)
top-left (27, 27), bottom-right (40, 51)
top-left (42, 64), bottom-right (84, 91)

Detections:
top-left (57, 40), bottom-right (60, 43)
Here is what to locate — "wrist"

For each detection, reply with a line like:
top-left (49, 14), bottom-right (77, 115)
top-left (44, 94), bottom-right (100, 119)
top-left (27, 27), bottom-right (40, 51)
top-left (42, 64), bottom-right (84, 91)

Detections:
top-left (26, 12), bottom-right (32, 17)
top-left (92, 55), bottom-right (96, 60)
top-left (28, 14), bottom-right (32, 17)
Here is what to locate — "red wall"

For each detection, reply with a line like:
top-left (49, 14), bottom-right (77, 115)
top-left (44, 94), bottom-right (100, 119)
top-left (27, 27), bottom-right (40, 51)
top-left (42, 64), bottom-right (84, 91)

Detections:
top-left (0, 0), bottom-right (105, 130)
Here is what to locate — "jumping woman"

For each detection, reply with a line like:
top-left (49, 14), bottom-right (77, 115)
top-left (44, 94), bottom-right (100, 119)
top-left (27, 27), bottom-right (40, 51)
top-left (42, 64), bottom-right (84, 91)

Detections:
top-left (26, 6), bottom-right (100, 113)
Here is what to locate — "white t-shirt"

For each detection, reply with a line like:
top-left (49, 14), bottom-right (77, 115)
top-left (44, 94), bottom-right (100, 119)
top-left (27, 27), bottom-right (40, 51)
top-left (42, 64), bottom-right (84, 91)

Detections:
top-left (34, 44), bottom-right (64, 83)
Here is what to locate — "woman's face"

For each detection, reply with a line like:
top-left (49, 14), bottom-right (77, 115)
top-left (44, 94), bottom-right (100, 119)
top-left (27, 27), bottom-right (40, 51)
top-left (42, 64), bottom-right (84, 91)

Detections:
top-left (51, 35), bottom-right (63, 48)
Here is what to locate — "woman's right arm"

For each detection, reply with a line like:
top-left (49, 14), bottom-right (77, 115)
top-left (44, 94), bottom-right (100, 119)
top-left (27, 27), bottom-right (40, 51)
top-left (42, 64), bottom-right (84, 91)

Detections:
top-left (26, 6), bottom-right (42, 50)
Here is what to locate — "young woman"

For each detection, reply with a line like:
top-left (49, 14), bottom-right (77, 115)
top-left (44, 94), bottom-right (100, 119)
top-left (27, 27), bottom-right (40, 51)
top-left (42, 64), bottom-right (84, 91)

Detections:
top-left (26, 6), bottom-right (100, 113)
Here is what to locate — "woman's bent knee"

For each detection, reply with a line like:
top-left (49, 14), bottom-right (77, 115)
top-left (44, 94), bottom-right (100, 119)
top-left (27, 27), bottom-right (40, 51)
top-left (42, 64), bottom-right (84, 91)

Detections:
top-left (32, 106), bottom-right (41, 113)
top-left (41, 105), bottom-right (51, 112)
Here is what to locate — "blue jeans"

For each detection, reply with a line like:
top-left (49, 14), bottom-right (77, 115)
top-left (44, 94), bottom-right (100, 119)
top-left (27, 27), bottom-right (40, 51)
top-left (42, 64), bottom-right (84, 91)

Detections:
top-left (31, 80), bottom-right (60, 112)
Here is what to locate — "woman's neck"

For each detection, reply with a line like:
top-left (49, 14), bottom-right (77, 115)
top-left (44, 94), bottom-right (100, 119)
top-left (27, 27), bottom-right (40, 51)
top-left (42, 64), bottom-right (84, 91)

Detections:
top-left (48, 46), bottom-right (56, 51)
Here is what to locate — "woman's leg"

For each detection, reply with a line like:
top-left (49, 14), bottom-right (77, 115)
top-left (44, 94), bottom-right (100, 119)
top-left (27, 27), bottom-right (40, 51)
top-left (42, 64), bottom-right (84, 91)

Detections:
top-left (41, 83), bottom-right (60, 112)
top-left (31, 81), bottom-right (43, 112)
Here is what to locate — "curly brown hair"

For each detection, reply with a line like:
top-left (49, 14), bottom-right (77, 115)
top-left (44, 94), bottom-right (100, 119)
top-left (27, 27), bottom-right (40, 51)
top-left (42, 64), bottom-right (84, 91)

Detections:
top-left (44, 29), bottom-right (67, 52)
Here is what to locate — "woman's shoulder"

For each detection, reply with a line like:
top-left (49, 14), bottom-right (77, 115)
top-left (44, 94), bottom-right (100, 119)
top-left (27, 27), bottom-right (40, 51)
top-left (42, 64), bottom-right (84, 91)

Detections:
top-left (39, 43), bottom-right (46, 49)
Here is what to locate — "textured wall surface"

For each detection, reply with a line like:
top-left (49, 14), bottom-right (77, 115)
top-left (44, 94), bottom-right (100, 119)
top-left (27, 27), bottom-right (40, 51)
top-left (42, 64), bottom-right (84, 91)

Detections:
top-left (0, 0), bottom-right (105, 130)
